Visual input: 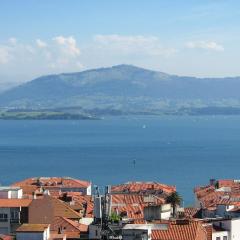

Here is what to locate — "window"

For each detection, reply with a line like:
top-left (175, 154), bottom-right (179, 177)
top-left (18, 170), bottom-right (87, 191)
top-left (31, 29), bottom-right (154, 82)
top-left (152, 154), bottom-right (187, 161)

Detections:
top-left (216, 237), bottom-right (220, 240)
top-left (0, 214), bottom-right (8, 222)
top-left (10, 211), bottom-right (20, 223)
top-left (11, 211), bottom-right (19, 220)
top-left (223, 236), bottom-right (228, 240)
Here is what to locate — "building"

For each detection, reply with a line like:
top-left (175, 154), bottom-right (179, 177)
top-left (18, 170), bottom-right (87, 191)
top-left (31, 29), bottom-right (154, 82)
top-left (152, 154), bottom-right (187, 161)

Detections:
top-left (143, 204), bottom-right (172, 221)
top-left (51, 216), bottom-right (88, 239)
top-left (194, 179), bottom-right (240, 218)
top-left (122, 220), bottom-right (207, 240)
top-left (28, 195), bottom-right (82, 224)
top-left (12, 177), bottom-right (92, 197)
top-left (16, 224), bottom-right (50, 240)
top-left (209, 218), bottom-right (240, 240)
top-left (0, 187), bottom-right (23, 199)
top-left (111, 182), bottom-right (176, 195)
top-left (110, 181), bottom-right (176, 221)
top-left (0, 199), bottom-right (32, 234)
top-left (59, 192), bottom-right (94, 225)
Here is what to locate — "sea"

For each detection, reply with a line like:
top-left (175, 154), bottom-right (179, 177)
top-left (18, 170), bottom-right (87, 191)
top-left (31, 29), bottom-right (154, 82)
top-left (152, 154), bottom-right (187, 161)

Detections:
top-left (0, 115), bottom-right (240, 206)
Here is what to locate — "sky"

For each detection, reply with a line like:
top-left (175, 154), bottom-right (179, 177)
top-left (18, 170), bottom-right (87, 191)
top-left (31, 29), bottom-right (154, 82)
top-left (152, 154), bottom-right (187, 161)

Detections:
top-left (1, 0), bottom-right (240, 83)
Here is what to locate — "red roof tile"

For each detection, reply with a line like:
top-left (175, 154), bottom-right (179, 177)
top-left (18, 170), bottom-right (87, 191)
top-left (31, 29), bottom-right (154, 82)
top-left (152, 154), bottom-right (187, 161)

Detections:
top-left (0, 235), bottom-right (13, 240)
top-left (111, 182), bottom-right (176, 194)
top-left (13, 177), bottom-right (91, 189)
top-left (51, 216), bottom-right (88, 239)
top-left (16, 224), bottom-right (49, 232)
top-left (0, 199), bottom-right (32, 207)
top-left (151, 221), bottom-right (207, 240)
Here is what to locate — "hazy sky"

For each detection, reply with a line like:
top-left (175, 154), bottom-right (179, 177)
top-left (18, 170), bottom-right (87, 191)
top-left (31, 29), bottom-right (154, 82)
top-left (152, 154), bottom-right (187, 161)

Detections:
top-left (0, 0), bottom-right (240, 82)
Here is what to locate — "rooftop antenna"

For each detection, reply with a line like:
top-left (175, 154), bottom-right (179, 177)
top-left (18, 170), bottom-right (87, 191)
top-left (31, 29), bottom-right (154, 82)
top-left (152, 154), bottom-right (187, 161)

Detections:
top-left (93, 185), bottom-right (116, 240)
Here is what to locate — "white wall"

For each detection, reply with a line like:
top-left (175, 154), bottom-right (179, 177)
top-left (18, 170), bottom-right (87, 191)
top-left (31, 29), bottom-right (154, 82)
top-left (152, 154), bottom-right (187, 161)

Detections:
top-left (214, 219), bottom-right (240, 240)
top-left (144, 204), bottom-right (171, 221)
top-left (11, 189), bottom-right (23, 199)
top-left (160, 211), bottom-right (171, 220)
top-left (80, 217), bottom-right (93, 225)
top-left (212, 231), bottom-right (229, 240)
top-left (230, 219), bottom-right (240, 240)
top-left (87, 185), bottom-right (92, 195)
top-left (0, 189), bottom-right (22, 199)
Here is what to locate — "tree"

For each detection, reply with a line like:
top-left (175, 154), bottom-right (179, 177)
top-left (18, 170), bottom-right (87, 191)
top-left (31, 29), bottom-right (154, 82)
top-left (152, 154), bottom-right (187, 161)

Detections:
top-left (110, 212), bottom-right (121, 222)
top-left (166, 191), bottom-right (182, 218)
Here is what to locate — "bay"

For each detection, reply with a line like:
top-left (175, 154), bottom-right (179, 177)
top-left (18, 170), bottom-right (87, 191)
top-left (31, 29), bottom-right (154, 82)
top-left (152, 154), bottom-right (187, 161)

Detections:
top-left (0, 116), bottom-right (239, 205)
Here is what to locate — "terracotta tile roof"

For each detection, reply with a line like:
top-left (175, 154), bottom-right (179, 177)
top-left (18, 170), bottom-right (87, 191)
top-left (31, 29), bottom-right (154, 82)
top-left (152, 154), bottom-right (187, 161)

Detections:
top-left (133, 219), bottom-right (147, 224)
top-left (195, 179), bottom-right (240, 207)
top-left (111, 182), bottom-right (176, 194)
top-left (184, 208), bottom-right (201, 219)
top-left (49, 190), bottom-right (62, 198)
top-left (67, 195), bottom-right (94, 218)
top-left (66, 201), bottom-right (83, 211)
top-left (218, 180), bottom-right (235, 188)
top-left (111, 194), bottom-right (165, 205)
top-left (63, 231), bottom-right (80, 239)
top-left (18, 185), bottom-right (38, 196)
top-left (196, 191), bottom-right (229, 209)
top-left (113, 205), bottom-right (144, 219)
top-left (0, 235), bottom-right (13, 240)
top-left (51, 198), bottom-right (82, 219)
top-left (64, 217), bottom-right (88, 232)
top-left (16, 224), bottom-right (49, 232)
top-left (202, 224), bottom-right (212, 240)
top-left (194, 185), bottom-right (217, 200)
top-left (110, 190), bottom-right (166, 220)
top-left (110, 187), bottom-right (168, 220)
top-left (0, 199), bottom-right (32, 207)
top-left (13, 177), bottom-right (91, 189)
top-left (51, 216), bottom-right (88, 239)
top-left (151, 221), bottom-right (207, 240)
top-left (29, 196), bottom-right (81, 224)
top-left (51, 216), bottom-right (80, 232)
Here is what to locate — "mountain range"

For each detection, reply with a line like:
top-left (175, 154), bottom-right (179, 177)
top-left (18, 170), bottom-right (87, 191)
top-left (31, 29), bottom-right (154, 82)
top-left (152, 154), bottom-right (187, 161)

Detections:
top-left (1, 64), bottom-right (240, 115)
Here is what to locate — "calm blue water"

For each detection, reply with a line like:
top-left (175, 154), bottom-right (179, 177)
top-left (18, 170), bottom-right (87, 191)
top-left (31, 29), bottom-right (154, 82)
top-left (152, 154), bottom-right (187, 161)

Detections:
top-left (0, 116), bottom-right (240, 205)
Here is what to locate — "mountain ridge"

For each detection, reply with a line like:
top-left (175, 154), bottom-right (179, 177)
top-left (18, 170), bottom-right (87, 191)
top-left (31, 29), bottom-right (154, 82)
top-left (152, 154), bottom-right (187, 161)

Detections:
top-left (1, 64), bottom-right (240, 114)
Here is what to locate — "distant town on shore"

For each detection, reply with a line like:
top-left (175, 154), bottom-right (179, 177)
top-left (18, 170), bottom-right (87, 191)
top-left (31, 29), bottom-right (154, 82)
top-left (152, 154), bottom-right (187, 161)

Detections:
top-left (0, 176), bottom-right (239, 240)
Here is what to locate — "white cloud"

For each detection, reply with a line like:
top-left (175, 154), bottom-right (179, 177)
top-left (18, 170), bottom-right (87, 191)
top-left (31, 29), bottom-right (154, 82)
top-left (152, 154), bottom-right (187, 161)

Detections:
top-left (53, 36), bottom-right (80, 57)
top-left (44, 51), bottom-right (52, 61)
top-left (36, 39), bottom-right (47, 48)
top-left (24, 45), bottom-right (35, 54)
top-left (8, 37), bottom-right (17, 45)
top-left (0, 40), bottom-right (35, 65)
top-left (186, 41), bottom-right (224, 52)
top-left (0, 46), bottom-right (12, 64)
top-left (94, 34), bottom-right (176, 56)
